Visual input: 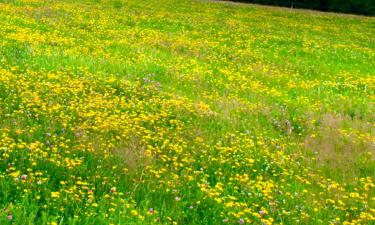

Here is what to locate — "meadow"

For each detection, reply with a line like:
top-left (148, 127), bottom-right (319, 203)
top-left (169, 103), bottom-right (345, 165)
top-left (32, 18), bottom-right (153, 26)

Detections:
top-left (0, 0), bottom-right (374, 224)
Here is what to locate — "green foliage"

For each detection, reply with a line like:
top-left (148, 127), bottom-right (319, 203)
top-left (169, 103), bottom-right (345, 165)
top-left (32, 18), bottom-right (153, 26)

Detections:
top-left (232, 0), bottom-right (375, 15)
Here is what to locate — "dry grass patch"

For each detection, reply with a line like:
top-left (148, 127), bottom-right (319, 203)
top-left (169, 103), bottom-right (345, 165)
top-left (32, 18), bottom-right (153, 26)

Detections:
top-left (304, 113), bottom-right (374, 179)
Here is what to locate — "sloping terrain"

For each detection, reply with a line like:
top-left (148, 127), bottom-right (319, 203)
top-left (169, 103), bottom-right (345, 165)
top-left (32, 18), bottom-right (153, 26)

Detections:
top-left (0, 0), bottom-right (374, 224)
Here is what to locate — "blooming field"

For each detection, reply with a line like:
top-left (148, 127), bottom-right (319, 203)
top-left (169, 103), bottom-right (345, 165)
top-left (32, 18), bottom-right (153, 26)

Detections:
top-left (0, 0), bottom-right (374, 224)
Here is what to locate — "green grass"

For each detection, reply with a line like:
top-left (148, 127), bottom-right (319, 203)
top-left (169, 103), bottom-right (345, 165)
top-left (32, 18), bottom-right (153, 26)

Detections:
top-left (0, 0), bottom-right (374, 224)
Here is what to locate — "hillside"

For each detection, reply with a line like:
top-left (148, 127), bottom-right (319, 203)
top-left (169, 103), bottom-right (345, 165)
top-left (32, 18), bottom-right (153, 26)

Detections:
top-left (0, 0), bottom-right (374, 224)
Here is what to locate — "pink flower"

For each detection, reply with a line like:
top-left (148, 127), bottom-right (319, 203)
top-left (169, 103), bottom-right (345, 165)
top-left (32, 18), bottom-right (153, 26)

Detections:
top-left (110, 187), bottom-right (116, 193)
top-left (7, 214), bottom-right (12, 221)
top-left (148, 208), bottom-right (154, 214)
top-left (238, 218), bottom-right (245, 224)
top-left (223, 218), bottom-right (228, 223)
top-left (21, 174), bottom-right (27, 180)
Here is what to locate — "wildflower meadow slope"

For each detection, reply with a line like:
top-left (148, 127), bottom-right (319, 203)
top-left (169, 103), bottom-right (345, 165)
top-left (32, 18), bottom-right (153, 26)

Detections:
top-left (0, 0), bottom-right (374, 224)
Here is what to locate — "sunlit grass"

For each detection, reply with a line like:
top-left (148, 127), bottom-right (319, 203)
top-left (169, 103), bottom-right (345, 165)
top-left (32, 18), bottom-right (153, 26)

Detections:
top-left (0, 0), bottom-right (374, 224)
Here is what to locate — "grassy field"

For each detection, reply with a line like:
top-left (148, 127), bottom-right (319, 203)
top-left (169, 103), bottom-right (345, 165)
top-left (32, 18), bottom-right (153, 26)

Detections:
top-left (0, 0), bottom-right (374, 224)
